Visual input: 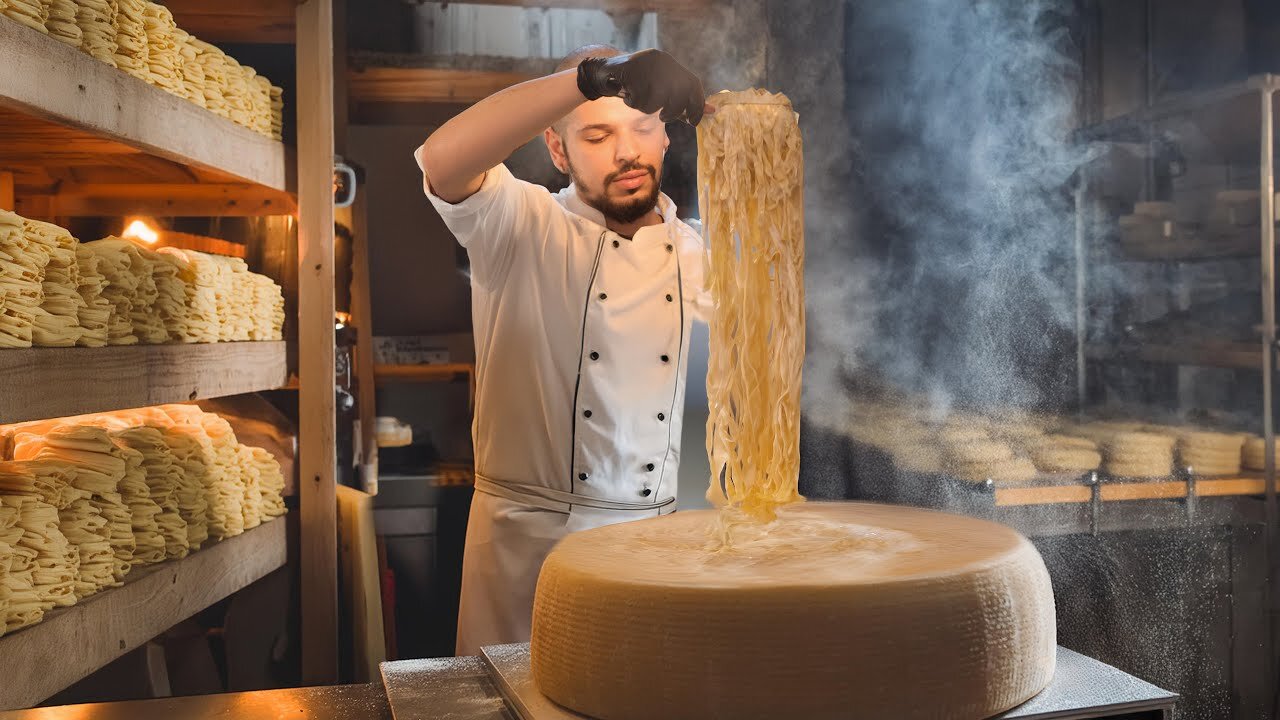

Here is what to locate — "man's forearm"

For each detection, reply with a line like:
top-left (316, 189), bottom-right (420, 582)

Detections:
top-left (420, 70), bottom-right (584, 202)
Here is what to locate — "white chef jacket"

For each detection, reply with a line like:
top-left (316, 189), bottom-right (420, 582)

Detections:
top-left (414, 152), bottom-right (710, 655)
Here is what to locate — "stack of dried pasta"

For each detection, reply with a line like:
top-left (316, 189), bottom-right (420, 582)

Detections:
top-left (114, 406), bottom-right (210, 550)
top-left (0, 212), bottom-right (283, 348)
top-left (1, 1), bottom-right (283, 137)
top-left (25, 220), bottom-right (85, 348)
top-left (174, 28), bottom-right (206, 108)
top-left (0, 0), bottom-right (47, 33)
top-left (214, 254), bottom-right (254, 341)
top-left (269, 85), bottom-right (284, 140)
top-left (74, 244), bottom-right (113, 347)
top-left (157, 247), bottom-right (219, 342)
top-left (141, 1), bottom-right (184, 96)
top-left (112, 0), bottom-right (147, 79)
top-left (44, 0), bottom-right (82, 47)
top-left (83, 238), bottom-right (142, 345)
top-left (108, 424), bottom-right (189, 559)
top-left (0, 461), bottom-right (78, 627)
top-left (166, 406), bottom-right (245, 540)
top-left (251, 446), bottom-right (286, 519)
top-left (0, 406), bottom-right (287, 632)
top-left (0, 210), bottom-right (42, 348)
top-left (251, 273), bottom-right (285, 340)
top-left (12, 426), bottom-right (136, 590)
top-left (75, 0), bottom-right (118, 68)
top-left (151, 252), bottom-right (192, 342)
top-left (191, 37), bottom-right (229, 116)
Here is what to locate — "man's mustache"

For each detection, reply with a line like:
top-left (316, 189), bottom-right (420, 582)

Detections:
top-left (605, 163), bottom-right (656, 185)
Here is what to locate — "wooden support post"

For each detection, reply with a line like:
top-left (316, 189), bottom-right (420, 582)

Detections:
top-left (349, 176), bottom-right (378, 495)
top-left (296, 0), bottom-right (339, 686)
top-left (0, 171), bottom-right (13, 211)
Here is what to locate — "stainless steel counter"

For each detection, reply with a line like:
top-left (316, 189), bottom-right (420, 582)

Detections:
top-left (0, 644), bottom-right (1177, 720)
top-left (0, 683), bottom-right (392, 720)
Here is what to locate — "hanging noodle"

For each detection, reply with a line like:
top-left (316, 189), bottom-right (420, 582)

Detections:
top-left (698, 89), bottom-right (806, 526)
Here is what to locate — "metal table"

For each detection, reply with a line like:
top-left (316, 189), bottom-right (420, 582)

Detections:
top-left (379, 644), bottom-right (1178, 720)
top-left (0, 683), bottom-right (393, 720)
top-left (0, 644), bottom-right (1176, 720)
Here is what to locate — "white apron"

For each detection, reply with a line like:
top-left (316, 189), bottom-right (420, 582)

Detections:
top-left (416, 156), bottom-right (709, 656)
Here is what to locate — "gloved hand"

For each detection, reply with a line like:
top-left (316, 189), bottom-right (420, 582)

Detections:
top-left (577, 49), bottom-right (707, 126)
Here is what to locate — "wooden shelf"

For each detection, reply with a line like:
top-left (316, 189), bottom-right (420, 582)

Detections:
top-left (995, 475), bottom-right (1274, 507)
top-left (373, 362), bottom-right (474, 384)
top-left (0, 518), bottom-right (287, 710)
top-left (0, 341), bottom-right (287, 424)
top-left (1086, 341), bottom-right (1263, 370)
top-left (0, 17), bottom-right (293, 217)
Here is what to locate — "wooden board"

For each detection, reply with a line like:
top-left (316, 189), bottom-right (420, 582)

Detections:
top-left (348, 66), bottom-right (538, 106)
top-left (0, 17), bottom-right (290, 203)
top-left (993, 476), bottom-right (1276, 507)
top-left (0, 342), bottom-right (287, 424)
top-left (448, 0), bottom-right (715, 12)
top-left (995, 485), bottom-right (1092, 507)
top-left (28, 182), bottom-right (297, 217)
top-left (296, 0), bottom-right (340, 687)
top-left (347, 188), bottom-right (379, 495)
top-left (0, 518), bottom-right (287, 710)
top-left (337, 485), bottom-right (386, 683)
top-left (165, 0), bottom-right (297, 44)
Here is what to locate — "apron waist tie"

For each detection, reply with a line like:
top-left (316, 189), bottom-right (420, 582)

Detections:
top-left (474, 473), bottom-right (676, 514)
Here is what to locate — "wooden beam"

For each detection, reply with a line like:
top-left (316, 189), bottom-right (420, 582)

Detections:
top-left (0, 342), bottom-right (287, 424)
top-left (296, 0), bottom-right (339, 686)
top-left (348, 181), bottom-right (379, 495)
top-left (32, 183), bottom-right (296, 217)
top-left (164, 0), bottom-right (296, 44)
top-left (0, 171), bottom-right (12, 211)
top-left (438, 0), bottom-right (714, 13)
top-left (348, 66), bottom-right (537, 105)
top-left (0, 519), bottom-right (286, 710)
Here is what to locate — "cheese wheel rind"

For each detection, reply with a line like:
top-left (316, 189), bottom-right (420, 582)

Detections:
top-left (531, 502), bottom-right (1056, 720)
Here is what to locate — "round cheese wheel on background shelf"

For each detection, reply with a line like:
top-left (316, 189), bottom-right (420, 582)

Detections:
top-left (532, 502), bottom-right (1056, 720)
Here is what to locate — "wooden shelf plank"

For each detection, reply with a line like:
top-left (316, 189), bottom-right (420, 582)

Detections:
top-left (1086, 342), bottom-right (1263, 370)
top-left (0, 342), bottom-right (287, 424)
top-left (349, 66), bottom-right (539, 106)
top-left (0, 518), bottom-right (287, 710)
top-left (441, 0), bottom-right (715, 12)
top-left (165, 0), bottom-right (297, 44)
top-left (374, 362), bottom-right (474, 384)
top-left (0, 18), bottom-right (290, 195)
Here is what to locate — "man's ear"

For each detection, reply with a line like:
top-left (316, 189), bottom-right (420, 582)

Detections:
top-left (544, 128), bottom-right (569, 175)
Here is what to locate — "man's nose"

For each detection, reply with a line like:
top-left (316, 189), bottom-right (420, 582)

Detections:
top-left (614, 131), bottom-right (639, 163)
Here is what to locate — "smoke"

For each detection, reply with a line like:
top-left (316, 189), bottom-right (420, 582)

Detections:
top-left (805, 0), bottom-right (1089, 415)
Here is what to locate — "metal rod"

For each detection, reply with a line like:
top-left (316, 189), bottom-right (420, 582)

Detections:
top-left (1259, 86), bottom-right (1277, 717)
top-left (1074, 181), bottom-right (1088, 411)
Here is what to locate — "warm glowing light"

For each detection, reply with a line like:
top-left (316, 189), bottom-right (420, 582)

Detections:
top-left (122, 218), bottom-right (159, 244)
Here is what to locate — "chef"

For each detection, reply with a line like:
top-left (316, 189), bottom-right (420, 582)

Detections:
top-left (414, 44), bottom-right (713, 656)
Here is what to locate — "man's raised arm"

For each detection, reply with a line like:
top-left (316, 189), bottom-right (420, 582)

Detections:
top-left (417, 49), bottom-right (709, 203)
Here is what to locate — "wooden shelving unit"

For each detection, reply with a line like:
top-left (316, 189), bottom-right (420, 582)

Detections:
top-left (0, 0), bottom-right (340, 700)
top-left (0, 17), bottom-right (293, 218)
top-left (0, 519), bottom-right (287, 710)
top-left (0, 342), bottom-right (288, 424)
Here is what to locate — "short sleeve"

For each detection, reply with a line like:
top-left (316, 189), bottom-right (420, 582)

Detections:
top-left (414, 148), bottom-right (540, 291)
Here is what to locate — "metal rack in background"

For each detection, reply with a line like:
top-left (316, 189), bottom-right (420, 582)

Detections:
top-left (1073, 72), bottom-right (1280, 720)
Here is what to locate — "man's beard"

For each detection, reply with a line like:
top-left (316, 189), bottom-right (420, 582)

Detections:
top-left (569, 158), bottom-right (661, 225)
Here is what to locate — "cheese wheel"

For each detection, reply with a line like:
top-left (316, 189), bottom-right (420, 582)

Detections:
top-left (532, 502), bottom-right (1056, 720)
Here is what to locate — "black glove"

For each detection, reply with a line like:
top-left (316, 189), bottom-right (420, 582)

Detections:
top-left (577, 49), bottom-right (706, 126)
